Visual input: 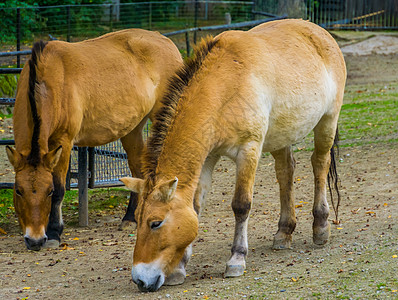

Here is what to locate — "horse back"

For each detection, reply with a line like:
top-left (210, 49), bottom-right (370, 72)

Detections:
top-left (211, 19), bottom-right (346, 152)
top-left (13, 29), bottom-right (182, 148)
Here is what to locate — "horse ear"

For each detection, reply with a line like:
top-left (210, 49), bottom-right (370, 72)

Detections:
top-left (158, 177), bottom-right (178, 202)
top-left (44, 146), bottom-right (63, 170)
top-left (120, 177), bottom-right (145, 194)
top-left (6, 146), bottom-right (22, 168)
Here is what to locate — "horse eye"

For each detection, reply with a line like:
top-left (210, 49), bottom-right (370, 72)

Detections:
top-left (150, 221), bottom-right (163, 230)
top-left (48, 189), bottom-right (54, 197)
top-left (15, 189), bottom-right (22, 196)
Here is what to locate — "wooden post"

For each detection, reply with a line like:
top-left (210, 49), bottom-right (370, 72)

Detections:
top-left (16, 8), bottom-right (21, 68)
top-left (185, 31), bottom-right (190, 57)
top-left (67, 6), bottom-right (71, 42)
top-left (78, 147), bottom-right (88, 227)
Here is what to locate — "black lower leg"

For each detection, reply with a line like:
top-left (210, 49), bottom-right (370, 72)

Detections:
top-left (122, 192), bottom-right (138, 223)
top-left (46, 178), bottom-right (65, 241)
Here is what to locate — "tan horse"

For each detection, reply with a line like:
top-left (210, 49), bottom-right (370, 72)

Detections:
top-left (6, 29), bottom-right (182, 251)
top-left (121, 19), bottom-right (346, 292)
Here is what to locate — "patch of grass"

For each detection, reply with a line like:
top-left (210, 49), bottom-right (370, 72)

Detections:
top-left (295, 83), bottom-right (398, 151)
top-left (0, 189), bottom-right (14, 224)
top-left (339, 99), bottom-right (397, 144)
top-left (0, 187), bottom-right (130, 228)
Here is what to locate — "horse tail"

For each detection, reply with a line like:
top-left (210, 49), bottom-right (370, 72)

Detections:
top-left (327, 127), bottom-right (341, 224)
top-left (27, 41), bottom-right (47, 167)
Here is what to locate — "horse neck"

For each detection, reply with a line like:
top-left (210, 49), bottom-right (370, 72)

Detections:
top-left (155, 104), bottom-right (218, 201)
top-left (14, 69), bottom-right (55, 156)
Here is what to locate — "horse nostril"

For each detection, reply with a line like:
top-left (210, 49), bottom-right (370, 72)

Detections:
top-left (24, 237), bottom-right (46, 251)
top-left (41, 236), bottom-right (48, 246)
top-left (136, 279), bottom-right (147, 292)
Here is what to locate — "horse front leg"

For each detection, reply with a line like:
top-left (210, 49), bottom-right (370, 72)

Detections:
top-left (119, 118), bottom-right (147, 230)
top-left (165, 153), bottom-right (220, 286)
top-left (45, 144), bottom-right (72, 248)
top-left (271, 146), bottom-right (296, 250)
top-left (225, 142), bottom-right (261, 277)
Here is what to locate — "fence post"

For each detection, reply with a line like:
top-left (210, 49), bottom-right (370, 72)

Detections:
top-left (149, 2), bottom-right (152, 30)
top-left (109, 4), bottom-right (113, 32)
top-left (88, 147), bottom-right (95, 188)
top-left (67, 5), bottom-right (71, 42)
top-left (194, 0), bottom-right (198, 44)
top-left (16, 8), bottom-right (21, 68)
top-left (185, 31), bottom-right (190, 57)
top-left (78, 147), bottom-right (88, 227)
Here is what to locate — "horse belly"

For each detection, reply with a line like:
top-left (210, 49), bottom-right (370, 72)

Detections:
top-left (261, 73), bottom-right (337, 153)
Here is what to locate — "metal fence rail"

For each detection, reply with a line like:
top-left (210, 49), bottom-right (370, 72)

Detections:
top-left (254, 0), bottom-right (398, 30)
top-left (0, 15), bottom-right (284, 191)
top-left (0, 1), bottom-right (253, 44)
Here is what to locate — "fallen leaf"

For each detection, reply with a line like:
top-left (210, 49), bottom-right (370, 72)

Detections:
top-left (291, 277), bottom-right (298, 282)
top-left (0, 227), bottom-right (7, 235)
top-left (23, 287), bottom-right (31, 290)
top-left (102, 242), bottom-right (118, 246)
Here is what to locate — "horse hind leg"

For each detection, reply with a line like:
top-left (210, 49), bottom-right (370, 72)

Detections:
top-left (225, 142), bottom-right (261, 277)
top-left (311, 114), bottom-right (339, 245)
top-left (271, 146), bottom-right (296, 250)
top-left (119, 118), bottom-right (148, 230)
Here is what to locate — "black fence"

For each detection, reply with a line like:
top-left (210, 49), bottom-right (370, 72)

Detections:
top-left (0, 1), bottom-right (254, 44)
top-left (254, 0), bottom-right (398, 29)
top-left (0, 14), bottom-right (287, 225)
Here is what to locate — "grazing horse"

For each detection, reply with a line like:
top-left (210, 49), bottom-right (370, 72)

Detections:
top-left (6, 29), bottom-right (183, 251)
top-left (121, 19), bottom-right (346, 292)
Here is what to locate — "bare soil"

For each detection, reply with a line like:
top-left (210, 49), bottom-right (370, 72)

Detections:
top-left (1, 33), bottom-right (398, 299)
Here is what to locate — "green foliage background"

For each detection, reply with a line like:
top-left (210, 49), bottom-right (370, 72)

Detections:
top-left (0, 0), bottom-right (108, 42)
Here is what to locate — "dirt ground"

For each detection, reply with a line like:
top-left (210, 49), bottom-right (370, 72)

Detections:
top-left (1, 33), bottom-right (398, 299)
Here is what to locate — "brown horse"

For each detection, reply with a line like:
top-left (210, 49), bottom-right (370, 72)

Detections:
top-left (6, 29), bottom-right (183, 251)
top-left (121, 19), bottom-right (346, 292)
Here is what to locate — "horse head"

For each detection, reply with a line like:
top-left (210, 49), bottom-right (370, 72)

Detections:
top-left (6, 145), bottom-right (62, 251)
top-left (121, 176), bottom-right (198, 292)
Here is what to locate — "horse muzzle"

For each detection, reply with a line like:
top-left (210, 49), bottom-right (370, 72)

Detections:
top-left (24, 235), bottom-right (48, 251)
top-left (132, 262), bottom-right (165, 292)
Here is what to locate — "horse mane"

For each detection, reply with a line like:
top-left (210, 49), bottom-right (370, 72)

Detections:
top-left (27, 41), bottom-right (47, 167)
top-left (142, 36), bottom-right (218, 182)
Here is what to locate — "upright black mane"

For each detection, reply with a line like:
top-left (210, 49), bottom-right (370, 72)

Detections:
top-left (27, 41), bottom-right (47, 167)
top-left (142, 37), bottom-right (218, 182)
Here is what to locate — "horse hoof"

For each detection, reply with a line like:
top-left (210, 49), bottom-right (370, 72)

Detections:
top-left (313, 231), bottom-right (330, 245)
top-left (118, 220), bottom-right (136, 231)
top-left (164, 269), bottom-right (186, 285)
top-left (43, 239), bottom-right (60, 249)
top-left (313, 223), bottom-right (330, 245)
top-left (272, 239), bottom-right (292, 250)
top-left (225, 264), bottom-right (245, 277)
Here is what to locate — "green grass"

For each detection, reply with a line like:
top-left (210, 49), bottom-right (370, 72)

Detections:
top-left (1, 83), bottom-right (397, 226)
top-left (295, 83), bottom-right (398, 151)
top-left (0, 187), bottom-right (130, 230)
top-left (0, 189), bottom-right (14, 223)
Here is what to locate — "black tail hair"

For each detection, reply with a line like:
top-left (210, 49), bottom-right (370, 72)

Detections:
top-left (327, 127), bottom-right (341, 223)
top-left (27, 40), bottom-right (47, 167)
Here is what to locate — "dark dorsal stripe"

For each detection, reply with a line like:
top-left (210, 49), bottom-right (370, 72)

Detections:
top-left (27, 41), bottom-right (47, 167)
top-left (142, 37), bottom-right (218, 182)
